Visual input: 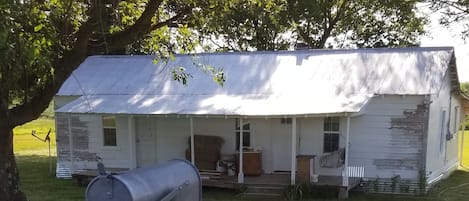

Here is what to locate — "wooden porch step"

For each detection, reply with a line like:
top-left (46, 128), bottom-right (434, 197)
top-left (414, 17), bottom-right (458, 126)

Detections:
top-left (242, 192), bottom-right (282, 197)
top-left (247, 185), bottom-right (285, 190)
top-left (199, 170), bottom-right (222, 180)
top-left (243, 184), bottom-right (286, 197)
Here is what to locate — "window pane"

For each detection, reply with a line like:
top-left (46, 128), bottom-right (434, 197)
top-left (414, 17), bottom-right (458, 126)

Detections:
top-left (323, 133), bottom-right (339, 153)
top-left (104, 128), bottom-right (117, 146)
top-left (331, 122), bottom-right (340, 131)
top-left (281, 118), bottom-right (292, 124)
top-left (235, 132), bottom-right (251, 150)
top-left (324, 117), bottom-right (340, 132)
top-left (324, 118), bottom-right (330, 131)
top-left (243, 132), bottom-right (250, 147)
top-left (235, 119), bottom-right (250, 130)
top-left (103, 116), bottom-right (116, 127)
top-left (243, 121), bottom-right (250, 130)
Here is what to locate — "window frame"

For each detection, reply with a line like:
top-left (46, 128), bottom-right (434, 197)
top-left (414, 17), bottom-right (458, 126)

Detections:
top-left (102, 116), bottom-right (117, 147)
top-left (323, 117), bottom-right (340, 153)
top-left (281, 118), bottom-right (292, 124)
top-left (235, 118), bottom-right (251, 150)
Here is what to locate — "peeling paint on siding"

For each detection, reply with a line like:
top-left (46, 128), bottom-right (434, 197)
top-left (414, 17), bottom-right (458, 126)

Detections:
top-left (373, 103), bottom-right (428, 171)
top-left (55, 114), bottom-right (70, 162)
top-left (56, 114), bottom-right (97, 164)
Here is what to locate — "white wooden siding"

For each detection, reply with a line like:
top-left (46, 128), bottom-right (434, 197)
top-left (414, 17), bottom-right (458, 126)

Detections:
top-left (349, 95), bottom-right (426, 179)
top-left (155, 118), bottom-right (190, 162)
top-left (426, 71), bottom-right (460, 182)
top-left (57, 94), bottom-right (450, 181)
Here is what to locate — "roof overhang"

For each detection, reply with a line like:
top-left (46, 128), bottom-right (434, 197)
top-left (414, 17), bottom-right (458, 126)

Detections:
top-left (56, 94), bottom-right (373, 117)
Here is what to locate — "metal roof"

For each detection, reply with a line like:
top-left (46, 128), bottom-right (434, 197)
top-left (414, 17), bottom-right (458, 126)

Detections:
top-left (56, 47), bottom-right (455, 115)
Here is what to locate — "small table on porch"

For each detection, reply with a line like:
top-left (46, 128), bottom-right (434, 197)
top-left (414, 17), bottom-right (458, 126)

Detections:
top-left (296, 155), bottom-right (316, 184)
top-left (236, 151), bottom-right (262, 176)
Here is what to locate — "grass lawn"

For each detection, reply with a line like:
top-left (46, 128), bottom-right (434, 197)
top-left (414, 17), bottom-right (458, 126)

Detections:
top-left (14, 118), bottom-right (56, 155)
top-left (12, 118), bottom-right (469, 201)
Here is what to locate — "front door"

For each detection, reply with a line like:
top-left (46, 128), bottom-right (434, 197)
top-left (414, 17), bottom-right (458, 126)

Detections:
top-left (271, 121), bottom-right (293, 171)
top-left (136, 117), bottom-right (157, 167)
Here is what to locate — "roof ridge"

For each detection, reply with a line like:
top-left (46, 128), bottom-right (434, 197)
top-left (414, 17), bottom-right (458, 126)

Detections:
top-left (87, 46), bottom-right (454, 59)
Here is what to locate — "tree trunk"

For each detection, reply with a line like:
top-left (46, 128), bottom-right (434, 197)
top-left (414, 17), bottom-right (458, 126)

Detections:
top-left (0, 127), bottom-right (27, 201)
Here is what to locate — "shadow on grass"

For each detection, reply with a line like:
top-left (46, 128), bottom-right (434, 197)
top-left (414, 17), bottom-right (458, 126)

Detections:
top-left (17, 155), bottom-right (85, 201)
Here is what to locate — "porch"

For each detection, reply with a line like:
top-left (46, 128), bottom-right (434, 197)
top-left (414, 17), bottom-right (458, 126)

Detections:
top-left (126, 114), bottom-right (358, 197)
top-left (201, 173), bottom-right (362, 189)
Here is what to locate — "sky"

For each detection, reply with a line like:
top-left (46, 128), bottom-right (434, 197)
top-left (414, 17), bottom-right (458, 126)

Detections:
top-left (420, 7), bottom-right (469, 82)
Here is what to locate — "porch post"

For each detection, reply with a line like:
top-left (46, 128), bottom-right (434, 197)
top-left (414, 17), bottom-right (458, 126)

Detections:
top-left (68, 116), bottom-right (74, 172)
top-left (342, 116), bottom-right (351, 188)
top-left (291, 117), bottom-right (297, 185)
top-left (190, 117), bottom-right (195, 165)
top-left (461, 115), bottom-right (466, 166)
top-left (128, 116), bottom-right (137, 169)
top-left (238, 118), bottom-right (244, 183)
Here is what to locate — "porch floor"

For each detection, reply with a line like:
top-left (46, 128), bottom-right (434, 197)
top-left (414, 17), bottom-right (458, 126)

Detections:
top-left (202, 173), bottom-right (361, 189)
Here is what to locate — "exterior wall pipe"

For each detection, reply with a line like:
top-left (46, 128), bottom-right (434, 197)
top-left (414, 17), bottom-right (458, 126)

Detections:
top-left (190, 117), bottom-right (195, 165)
top-left (342, 115), bottom-right (351, 188)
top-left (238, 118), bottom-right (244, 183)
top-left (291, 117), bottom-right (297, 185)
top-left (128, 116), bottom-right (137, 169)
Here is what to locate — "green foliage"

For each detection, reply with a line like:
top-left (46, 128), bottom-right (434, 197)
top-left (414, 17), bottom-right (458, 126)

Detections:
top-left (430, 0), bottom-right (469, 38)
top-left (461, 82), bottom-right (469, 94)
top-left (306, 185), bottom-right (339, 199)
top-left (198, 0), bottom-right (426, 50)
top-left (0, 0), bottom-right (57, 107)
top-left (284, 184), bottom-right (304, 200)
top-left (288, 0), bottom-right (425, 48)
top-left (0, 0), bottom-right (226, 124)
top-left (198, 0), bottom-right (292, 51)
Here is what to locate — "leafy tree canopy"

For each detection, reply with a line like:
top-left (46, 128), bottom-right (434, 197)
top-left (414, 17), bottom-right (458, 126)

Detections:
top-left (0, 0), bottom-right (218, 200)
top-left (0, 0), bottom-right (430, 200)
top-left (199, 0), bottom-right (426, 51)
top-left (429, 0), bottom-right (469, 38)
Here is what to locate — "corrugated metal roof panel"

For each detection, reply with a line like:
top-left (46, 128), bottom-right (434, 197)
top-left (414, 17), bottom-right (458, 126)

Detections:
top-left (55, 94), bottom-right (372, 115)
top-left (56, 47), bottom-right (454, 115)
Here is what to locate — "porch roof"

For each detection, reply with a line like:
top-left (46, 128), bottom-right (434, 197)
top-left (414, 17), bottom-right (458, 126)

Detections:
top-left (56, 47), bottom-right (455, 115)
top-left (56, 93), bottom-right (372, 116)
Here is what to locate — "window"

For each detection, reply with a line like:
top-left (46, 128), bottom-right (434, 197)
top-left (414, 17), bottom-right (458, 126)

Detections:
top-left (439, 109), bottom-right (447, 153)
top-left (281, 118), bottom-right (292, 124)
top-left (103, 116), bottom-right (117, 147)
top-left (323, 117), bottom-right (340, 153)
top-left (235, 119), bottom-right (250, 150)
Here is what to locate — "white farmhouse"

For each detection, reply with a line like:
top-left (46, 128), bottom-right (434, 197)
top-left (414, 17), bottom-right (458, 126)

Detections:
top-left (54, 47), bottom-right (469, 196)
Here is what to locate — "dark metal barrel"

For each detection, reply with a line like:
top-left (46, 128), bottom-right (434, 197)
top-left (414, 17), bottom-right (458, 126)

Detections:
top-left (85, 159), bottom-right (201, 201)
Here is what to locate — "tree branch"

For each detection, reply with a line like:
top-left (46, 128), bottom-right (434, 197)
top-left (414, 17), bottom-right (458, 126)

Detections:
top-left (8, 20), bottom-right (95, 127)
top-left (7, 0), bottom-right (191, 127)
top-left (102, 0), bottom-right (165, 51)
